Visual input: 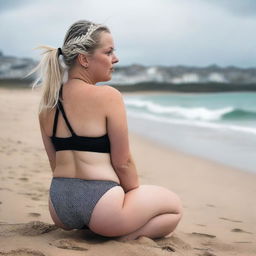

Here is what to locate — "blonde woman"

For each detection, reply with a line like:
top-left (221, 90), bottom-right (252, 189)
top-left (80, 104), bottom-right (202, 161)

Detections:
top-left (32, 20), bottom-right (182, 240)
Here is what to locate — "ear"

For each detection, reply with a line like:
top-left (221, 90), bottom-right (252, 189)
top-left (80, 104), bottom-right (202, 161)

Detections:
top-left (77, 53), bottom-right (89, 68)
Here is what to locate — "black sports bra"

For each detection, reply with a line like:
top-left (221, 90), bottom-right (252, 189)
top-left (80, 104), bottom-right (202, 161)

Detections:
top-left (50, 90), bottom-right (110, 153)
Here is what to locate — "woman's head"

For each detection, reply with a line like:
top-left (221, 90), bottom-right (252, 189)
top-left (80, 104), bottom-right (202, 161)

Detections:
top-left (62, 20), bottom-right (119, 83)
top-left (29, 20), bottom-right (118, 113)
top-left (61, 20), bottom-right (111, 68)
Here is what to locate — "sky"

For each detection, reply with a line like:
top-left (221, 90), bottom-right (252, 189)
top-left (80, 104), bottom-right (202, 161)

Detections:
top-left (0, 0), bottom-right (255, 68)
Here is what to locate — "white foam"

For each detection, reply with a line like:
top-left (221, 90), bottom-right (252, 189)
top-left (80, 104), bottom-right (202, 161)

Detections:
top-left (124, 98), bottom-right (233, 121)
top-left (127, 110), bottom-right (256, 136)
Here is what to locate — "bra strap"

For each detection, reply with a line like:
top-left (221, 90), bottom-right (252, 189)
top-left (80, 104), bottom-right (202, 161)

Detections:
top-left (52, 105), bottom-right (59, 137)
top-left (57, 100), bottom-right (76, 136)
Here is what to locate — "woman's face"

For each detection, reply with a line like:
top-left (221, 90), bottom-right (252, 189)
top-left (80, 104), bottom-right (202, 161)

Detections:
top-left (87, 32), bottom-right (119, 83)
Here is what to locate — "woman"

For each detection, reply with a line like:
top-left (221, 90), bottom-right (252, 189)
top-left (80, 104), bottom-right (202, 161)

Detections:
top-left (32, 20), bottom-right (182, 240)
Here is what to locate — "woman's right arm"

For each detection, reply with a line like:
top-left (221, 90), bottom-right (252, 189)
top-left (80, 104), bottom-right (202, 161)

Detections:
top-left (39, 114), bottom-right (56, 173)
top-left (104, 86), bottom-right (139, 192)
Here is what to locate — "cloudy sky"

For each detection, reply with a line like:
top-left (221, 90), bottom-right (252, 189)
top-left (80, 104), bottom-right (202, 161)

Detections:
top-left (0, 0), bottom-right (255, 67)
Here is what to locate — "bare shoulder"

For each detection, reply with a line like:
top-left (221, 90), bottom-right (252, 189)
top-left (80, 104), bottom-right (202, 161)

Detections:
top-left (97, 85), bottom-right (122, 97)
top-left (96, 85), bottom-right (123, 105)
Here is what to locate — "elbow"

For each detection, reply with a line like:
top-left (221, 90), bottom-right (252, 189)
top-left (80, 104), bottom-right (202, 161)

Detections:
top-left (112, 156), bottom-right (133, 172)
top-left (111, 153), bottom-right (134, 172)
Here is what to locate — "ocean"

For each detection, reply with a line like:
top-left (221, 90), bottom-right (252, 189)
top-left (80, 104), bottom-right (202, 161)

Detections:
top-left (124, 92), bottom-right (256, 173)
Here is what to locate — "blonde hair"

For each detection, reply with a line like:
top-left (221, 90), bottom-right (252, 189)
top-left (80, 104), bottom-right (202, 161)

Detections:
top-left (29, 20), bottom-right (110, 113)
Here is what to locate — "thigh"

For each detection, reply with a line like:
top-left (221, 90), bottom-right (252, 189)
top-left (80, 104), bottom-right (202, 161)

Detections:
top-left (88, 184), bottom-right (182, 236)
top-left (122, 184), bottom-right (182, 216)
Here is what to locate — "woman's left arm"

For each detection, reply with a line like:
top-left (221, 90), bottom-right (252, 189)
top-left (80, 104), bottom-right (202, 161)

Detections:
top-left (39, 116), bottom-right (56, 172)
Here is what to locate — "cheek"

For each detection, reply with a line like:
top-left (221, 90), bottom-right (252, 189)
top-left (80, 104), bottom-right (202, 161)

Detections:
top-left (90, 54), bottom-right (110, 70)
top-left (102, 55), bottom-right (111, 64)
top-left (100, 59), bottom-right (111, 71)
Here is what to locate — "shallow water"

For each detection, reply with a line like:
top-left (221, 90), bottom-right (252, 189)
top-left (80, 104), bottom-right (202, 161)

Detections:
top-left (124, 92), bottom-right (256, 173)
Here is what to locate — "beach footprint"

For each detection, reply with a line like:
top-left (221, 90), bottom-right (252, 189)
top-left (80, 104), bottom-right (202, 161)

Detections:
top-left (206, 204), bottom-right (215, 208)
top-left (191, 232), bottom-right (216, 238)
top-left (19, 177), bottom-right (29, 182)
top-left (31, 197), bottom-right (41, 201)
top-left (13, 221), bottom-right (59, 236)
top-left (49, 239), bottom-right (89, 251)
top-left (219, 217), bottom-right (243, 223)
top-left (231, 228), bottom-right (253, 234)
top-left (28, 212), bottom-right (41, 217)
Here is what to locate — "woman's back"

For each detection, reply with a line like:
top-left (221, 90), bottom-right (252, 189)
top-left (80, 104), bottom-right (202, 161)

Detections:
top-left (39, 81), bottom-right (120, 182)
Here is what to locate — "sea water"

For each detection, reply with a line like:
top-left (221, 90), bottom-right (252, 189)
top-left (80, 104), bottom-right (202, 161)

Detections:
top-left (124, 92), bottom-right (256, 173)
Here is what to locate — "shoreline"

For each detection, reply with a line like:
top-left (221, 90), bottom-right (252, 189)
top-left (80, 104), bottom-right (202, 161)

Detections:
top-left (123, 91), bottom-right (256, 174)
top-left (127, 115), bottom-right (256, 174)
top-left (129, 129), bottom-right (252, 174)
top-left (0, 87), bottom-right (255, 255)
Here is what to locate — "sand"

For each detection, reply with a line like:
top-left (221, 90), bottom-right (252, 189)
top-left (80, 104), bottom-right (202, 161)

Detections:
top-left (0, 87), bottom-right (255, 256)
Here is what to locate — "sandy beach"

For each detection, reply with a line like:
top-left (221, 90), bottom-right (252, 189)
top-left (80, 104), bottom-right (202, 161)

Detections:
top-left (0, 87), bottom-right (255, 256)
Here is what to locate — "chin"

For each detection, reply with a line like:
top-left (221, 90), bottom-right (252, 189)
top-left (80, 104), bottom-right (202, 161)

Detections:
top-left (97, 77), bottom-right (111, 83)
top-left (105, 74), bottom-right (112, 82)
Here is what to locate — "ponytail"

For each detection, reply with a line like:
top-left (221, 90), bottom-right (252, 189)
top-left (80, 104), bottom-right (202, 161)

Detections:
top-left (28, 45), bottom-right (64, 113)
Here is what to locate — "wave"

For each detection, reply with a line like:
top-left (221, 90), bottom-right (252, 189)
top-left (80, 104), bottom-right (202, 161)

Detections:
top-left (223, 109), bottom-right (256, 120)
top-left (124, 99), bottom-right (256, 121)
top-left (127, 110), bottom-right (256, 135)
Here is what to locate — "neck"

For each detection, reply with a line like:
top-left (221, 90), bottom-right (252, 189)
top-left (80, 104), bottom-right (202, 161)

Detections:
top-left (68, 66), bottom-right (96, 85)
top-left (71, 77), bottom-right (94, 85)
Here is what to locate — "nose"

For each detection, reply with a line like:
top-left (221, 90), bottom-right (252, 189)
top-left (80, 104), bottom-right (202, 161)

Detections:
top-left (112, 53), bottom-right (119, 64)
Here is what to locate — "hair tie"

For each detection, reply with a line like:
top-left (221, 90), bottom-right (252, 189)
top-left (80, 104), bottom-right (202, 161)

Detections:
top-left (57, 47), bottom-right (62, 56)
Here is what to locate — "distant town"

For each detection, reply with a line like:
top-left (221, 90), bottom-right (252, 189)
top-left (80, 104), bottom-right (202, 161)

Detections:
top-left (0, 51), bottom-right (255, 92)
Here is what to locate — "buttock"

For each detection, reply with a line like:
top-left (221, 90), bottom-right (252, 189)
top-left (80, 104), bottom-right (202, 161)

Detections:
top-left (49, 177), bottom-right (120, 230)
